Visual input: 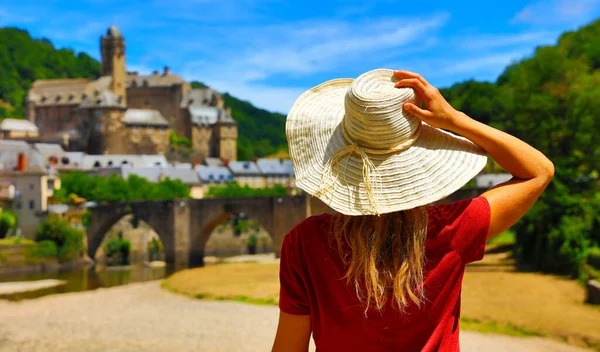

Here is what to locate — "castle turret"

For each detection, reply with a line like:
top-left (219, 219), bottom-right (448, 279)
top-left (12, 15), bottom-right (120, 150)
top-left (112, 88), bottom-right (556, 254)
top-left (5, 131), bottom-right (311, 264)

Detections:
top-left (101, 25), bottom-right (127, 105)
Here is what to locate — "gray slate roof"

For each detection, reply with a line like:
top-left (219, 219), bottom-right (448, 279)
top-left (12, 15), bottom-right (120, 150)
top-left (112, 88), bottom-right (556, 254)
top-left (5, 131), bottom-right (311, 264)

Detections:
top-left (108, 166), bottom-right (200, 185)
top-left (475, 173), bottom-right (512, 189)
top-left (197, 165), bottom-right (234, 183)
top-left (127, 73), bottom-right (186, 88)
top-left (204, 157), bottom-right (223, 167)
top-left (0, 143), bottom-right (47, 172)
top-left (282, 159), bottom-right (295, 176)
top-left (228, 161), bottom-right (261, 176)
top-left (123, 109), bottom-right (169, 126)
top-left (107, 25), bottom-right (122, 37)
top-left (160, 168), bottom-right (201, 184)
top-left (83, 155), bottom-right (169, 169)
top-left (34, 143), bottom-right (65, 164)
top-left (0, 119), bottom-right (39, 132)
top-left (79, 90), bottom-right (124, 109)
top-left (189, 107), bottom-right (236, 125)
top-left (257, 158), bottom-right (293, 176)
top-left (181, 88), bottom-right (218, 108)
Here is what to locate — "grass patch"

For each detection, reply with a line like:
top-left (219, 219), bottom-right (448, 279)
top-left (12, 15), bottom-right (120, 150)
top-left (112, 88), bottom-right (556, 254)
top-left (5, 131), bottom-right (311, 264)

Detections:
top-left (0, 238), bottom-right (35, 246)
top-left (460, 317), bottom-right (543, 338)
top-left (486, 230), bottom-right (515, 246)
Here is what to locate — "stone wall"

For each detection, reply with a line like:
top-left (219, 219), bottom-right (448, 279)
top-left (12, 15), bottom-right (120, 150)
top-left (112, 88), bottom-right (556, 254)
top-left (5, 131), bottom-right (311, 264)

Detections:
top-left (204, 222), bottom-right (273, 257)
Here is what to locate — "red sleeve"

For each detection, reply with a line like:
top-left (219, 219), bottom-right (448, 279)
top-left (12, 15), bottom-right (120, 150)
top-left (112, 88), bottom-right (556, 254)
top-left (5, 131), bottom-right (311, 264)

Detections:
top-left (434, 196), bottom-right (491, 264)
top-left (279, 230), bottom-right (310, 315)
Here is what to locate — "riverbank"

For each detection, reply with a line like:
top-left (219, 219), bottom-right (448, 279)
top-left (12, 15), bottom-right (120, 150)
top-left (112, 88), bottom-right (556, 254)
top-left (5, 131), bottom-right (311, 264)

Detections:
top-left (0, 281), bottom-right (590, 352)
top-left (0, 279), bottom-right (66, 295)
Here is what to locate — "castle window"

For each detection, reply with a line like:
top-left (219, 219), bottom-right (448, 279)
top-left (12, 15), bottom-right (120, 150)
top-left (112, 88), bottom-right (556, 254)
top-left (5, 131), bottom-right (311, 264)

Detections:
top-left (107, 161), bottom-right (113, 166)
top-left (93, 161), bottom-right (101, 168)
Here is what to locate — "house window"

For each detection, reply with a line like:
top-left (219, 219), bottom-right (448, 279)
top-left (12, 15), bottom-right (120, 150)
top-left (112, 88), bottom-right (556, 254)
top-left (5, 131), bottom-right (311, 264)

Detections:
top-left (16, 202), bottom-right (21, 209)
top-left (144, 99), bottom-right (150, 106)
top-left (29, 200), bottom-right (34, 209)
top-left (29, 183), bottom-right (34, 190)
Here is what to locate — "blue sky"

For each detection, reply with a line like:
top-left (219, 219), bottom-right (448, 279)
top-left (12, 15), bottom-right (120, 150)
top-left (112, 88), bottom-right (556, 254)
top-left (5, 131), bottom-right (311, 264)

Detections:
top-left (1, 0), bottom-right (600, 113)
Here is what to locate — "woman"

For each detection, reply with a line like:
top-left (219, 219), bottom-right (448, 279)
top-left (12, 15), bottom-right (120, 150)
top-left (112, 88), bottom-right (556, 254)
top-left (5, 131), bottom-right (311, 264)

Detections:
top-left (272, 69), bottom-right (554, 351)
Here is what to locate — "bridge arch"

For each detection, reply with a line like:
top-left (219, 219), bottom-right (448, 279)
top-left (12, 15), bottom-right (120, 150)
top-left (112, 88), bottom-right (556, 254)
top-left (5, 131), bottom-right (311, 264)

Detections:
top-left (87, 196), bottom-right (309, 268)
top-left (87, 201), bottom-right (179, 265)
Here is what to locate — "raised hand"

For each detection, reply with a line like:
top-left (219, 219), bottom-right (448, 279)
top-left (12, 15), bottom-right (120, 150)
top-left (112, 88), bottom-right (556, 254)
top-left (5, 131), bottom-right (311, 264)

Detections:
top-left (393, 70), bottom-right (460, 131)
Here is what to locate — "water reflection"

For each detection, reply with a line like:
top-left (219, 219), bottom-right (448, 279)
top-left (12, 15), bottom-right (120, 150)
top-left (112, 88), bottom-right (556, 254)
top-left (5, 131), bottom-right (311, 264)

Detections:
top-left (0, 264), bottom-right (174, 301)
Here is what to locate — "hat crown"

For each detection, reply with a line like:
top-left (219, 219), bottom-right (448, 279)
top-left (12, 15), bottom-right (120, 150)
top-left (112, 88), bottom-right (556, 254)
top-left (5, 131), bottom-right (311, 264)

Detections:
top-left (343, 70), bottom-right (420, 150)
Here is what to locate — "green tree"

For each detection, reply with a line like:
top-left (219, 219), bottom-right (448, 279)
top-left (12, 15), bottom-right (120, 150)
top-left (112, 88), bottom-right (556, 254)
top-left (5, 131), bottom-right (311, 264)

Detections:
top-left (55, 172), bottom-right (190, 203)
top-left (441, 19), bottom-right (600, 277)
top-left (206, 183), bottom-right (287, 198)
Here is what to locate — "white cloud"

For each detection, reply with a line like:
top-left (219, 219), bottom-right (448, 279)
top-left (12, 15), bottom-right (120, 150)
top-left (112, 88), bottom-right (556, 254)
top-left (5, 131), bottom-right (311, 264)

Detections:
top-left (458, 31), bottom-right (558, 50)
top-left (512, 0), bottom-right (600, 24)
top-left (179, 14), bottom-right (450, 112)
top-left (440, 49), bottom-right (534, 76)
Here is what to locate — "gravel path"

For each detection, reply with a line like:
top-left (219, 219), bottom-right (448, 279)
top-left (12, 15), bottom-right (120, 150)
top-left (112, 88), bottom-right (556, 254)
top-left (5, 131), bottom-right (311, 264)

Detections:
top-left (0, 281), bottom-right (591, 352)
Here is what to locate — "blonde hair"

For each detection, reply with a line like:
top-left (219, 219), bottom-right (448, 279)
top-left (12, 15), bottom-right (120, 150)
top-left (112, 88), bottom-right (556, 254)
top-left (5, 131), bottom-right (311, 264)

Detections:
top-left (332, 207), bottom-right (428, 313)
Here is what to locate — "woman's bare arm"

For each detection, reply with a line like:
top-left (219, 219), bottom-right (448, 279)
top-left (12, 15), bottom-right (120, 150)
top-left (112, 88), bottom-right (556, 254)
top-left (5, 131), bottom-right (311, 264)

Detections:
top-left (272, 311), bottom-right (311, 352)
top-left (394, 70), bottom-right (554, 239)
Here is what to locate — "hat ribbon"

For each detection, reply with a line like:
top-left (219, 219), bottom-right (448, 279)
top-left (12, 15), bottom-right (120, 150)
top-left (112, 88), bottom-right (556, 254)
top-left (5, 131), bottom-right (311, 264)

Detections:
top-left (313, 122), bottom-right (422, 215)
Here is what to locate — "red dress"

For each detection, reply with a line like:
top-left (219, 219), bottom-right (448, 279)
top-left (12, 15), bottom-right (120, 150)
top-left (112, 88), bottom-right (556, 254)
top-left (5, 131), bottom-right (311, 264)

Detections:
top-left (279, 197), bottom-right (491, 352)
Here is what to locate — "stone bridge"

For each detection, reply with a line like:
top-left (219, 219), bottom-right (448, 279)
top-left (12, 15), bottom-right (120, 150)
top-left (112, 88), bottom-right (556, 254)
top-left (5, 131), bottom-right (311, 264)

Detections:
top-left (87, 188), bottom-right (484, 268)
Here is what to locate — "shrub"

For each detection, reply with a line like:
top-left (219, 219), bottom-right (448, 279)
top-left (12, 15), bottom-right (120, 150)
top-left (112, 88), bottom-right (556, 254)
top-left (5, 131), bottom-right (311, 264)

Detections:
top-left (104, 235), bottom-right (132, 265)
top-left (25, 240), bottom-right (58, 263)
top-left (0, 210), bottom-right (17, 238)
top-left (35, 214), bottom-right (85, 262)
top-left (585, 247), bottom-right (600, 270)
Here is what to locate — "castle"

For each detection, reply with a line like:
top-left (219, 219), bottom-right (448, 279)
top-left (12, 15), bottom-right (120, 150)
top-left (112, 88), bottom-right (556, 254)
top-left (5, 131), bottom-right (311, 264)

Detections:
top-left (24, 25), bottom-right (237, 162)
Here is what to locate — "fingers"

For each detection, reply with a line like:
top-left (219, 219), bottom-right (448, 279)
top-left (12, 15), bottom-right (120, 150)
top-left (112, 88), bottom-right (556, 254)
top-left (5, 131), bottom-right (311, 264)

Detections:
top-left (403, 103), bottom-right (434, 120)
top-left (395, 78), bottom-right (428, 97)
top-left (393, 70), bottom-right (431, 87)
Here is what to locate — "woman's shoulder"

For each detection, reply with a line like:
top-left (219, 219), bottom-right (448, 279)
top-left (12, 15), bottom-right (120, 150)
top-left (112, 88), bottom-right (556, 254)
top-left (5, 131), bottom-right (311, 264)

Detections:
top-left (427, 196), bottom-right (489, 226)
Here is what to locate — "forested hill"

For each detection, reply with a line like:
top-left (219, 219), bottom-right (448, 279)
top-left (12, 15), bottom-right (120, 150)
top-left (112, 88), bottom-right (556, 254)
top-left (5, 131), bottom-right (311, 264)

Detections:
top-left (0, 27), bottom-right (288, 158)
top-left (440, 17), bottom-right (600, 278)
top-left (0, 28), bottom-right (100, 118)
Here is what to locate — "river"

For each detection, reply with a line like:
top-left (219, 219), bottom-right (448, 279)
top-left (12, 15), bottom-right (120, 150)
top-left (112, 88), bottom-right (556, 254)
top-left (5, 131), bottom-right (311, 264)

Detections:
top-left (0, 263), bottom-right (173, 301)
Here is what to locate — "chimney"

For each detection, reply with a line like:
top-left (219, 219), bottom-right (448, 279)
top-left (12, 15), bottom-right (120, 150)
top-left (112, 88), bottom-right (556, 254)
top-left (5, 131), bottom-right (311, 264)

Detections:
top-left (17, 153), bottom-right (26, 171)
top-left (163, 66), bottom-right (171, 76)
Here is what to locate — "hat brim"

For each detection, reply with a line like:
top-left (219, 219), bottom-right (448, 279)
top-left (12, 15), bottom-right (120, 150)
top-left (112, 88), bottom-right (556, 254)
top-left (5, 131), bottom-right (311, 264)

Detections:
top-left (286, 77), bottom-right (488, 215)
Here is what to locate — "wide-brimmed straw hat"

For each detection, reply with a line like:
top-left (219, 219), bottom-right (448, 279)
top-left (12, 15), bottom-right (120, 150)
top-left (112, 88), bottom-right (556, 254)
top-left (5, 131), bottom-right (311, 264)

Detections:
top-left (286, 69), bottom-right (488, 216)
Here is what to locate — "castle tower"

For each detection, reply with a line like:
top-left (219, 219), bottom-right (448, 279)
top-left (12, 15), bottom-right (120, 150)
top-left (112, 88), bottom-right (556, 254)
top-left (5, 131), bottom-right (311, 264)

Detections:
top-left (101, 25), bottom-right (127, 104)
